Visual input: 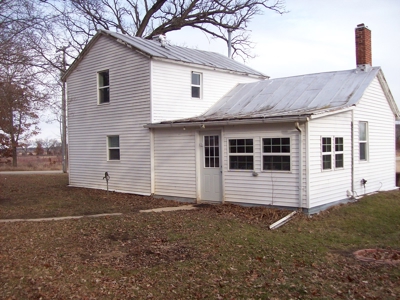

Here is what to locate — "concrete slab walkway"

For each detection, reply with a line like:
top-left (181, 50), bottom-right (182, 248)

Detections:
top-left (140, 205), bottom-right (198, 213)
top-left (0, 213), bottom-right (122, 223)
top-left (0, 206), bottom-right (198, 223)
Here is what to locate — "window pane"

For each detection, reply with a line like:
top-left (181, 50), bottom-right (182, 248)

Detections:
top-left (99, 71), bottom-right (109, 87)
top-left (263, 138), bottom-right (290, 153)
top-left (359, 122), bottom-right (367, 141)
top-left (109, 149), bottom-right (120, 160)
top-left (322, 137), bottom-right (331, 152)
top-left (263, 155), bottom-right (290, 171)
top-left (360, 143), bottom-right (367, 160)
top-left (214, 136), bottom-right (219, 146)
top-left (229, 156), bottom-right (253, 170)
top-left (335, 137), bottom-right (343, 151)
top-left (209, 158), bottom-right (214, 168)
top-left (108, 136), bottom-right (119, 147)
top-left (335, 153), bottom-right (344, 168)
top-left (192, 86), bottom-right (200, 98)
top-left (99, 87), bottom-right (110, 103)
top-left (322, 154), bottom-right (331, 170)
top-left (192, 73), bottom-right (200, 85)
top-left (205, 157), bottom-right (210, 167)
top-left (215, 157), bottom-right (219, 168)
top-left (204, 136), bottom-right (209, 146)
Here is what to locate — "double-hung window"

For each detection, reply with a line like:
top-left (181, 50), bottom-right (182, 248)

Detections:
top-left (263, 138), bottom-right (291, 171)
top-left (322, 137), bottom-right (332, 170)
top-left (322, 137), bottom-right (344, 170)
top-left (107, 136), bottom-right (120, 160)
top-left (229, 139), bottom-right (253, 170)
top-left (335, 137), bottom-right (344, 168)
top-left (191, 72), bottom-right (201, 98)
top-left (98, 70), bottom-right (110, 104)
top-left (359, 122), bottom-right (368, 161)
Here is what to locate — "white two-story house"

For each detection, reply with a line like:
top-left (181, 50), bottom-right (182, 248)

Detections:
top-left (64, 24), bottom-right (399, 213)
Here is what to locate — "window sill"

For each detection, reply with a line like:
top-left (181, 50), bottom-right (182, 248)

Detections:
top-left (261, 170), bottom-right (292, 174)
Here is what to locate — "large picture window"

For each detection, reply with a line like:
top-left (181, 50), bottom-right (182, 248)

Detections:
top-left (262, 138), bottom-right (290, 171)
top-left (191, 72), bottom-right (201, 98)
top-left (107, 136), bottom-right (120, 160)
top-left (228, 139), bottom-right (253, 170)
top-left (359, 122), bottom-right (368, 161)
top-left (98, 70), bottom-right (110, 104)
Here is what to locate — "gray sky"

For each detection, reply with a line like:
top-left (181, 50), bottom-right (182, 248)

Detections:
top-left (169, 0), bottom-right (400, 104)
top-left (38, 0), bottom-right (400, 140)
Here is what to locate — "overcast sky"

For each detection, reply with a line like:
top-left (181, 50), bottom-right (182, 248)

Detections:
top-left (38, 0), bottom-right (400, 140)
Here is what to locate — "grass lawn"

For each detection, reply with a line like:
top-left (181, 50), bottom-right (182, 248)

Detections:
top-left (0, 174), bottom-right (400, 299)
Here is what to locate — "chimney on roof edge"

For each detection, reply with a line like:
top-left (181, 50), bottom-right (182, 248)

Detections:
top-left (355, 23), bottom-right (372, 70)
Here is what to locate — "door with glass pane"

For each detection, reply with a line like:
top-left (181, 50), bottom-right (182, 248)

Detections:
top-left (200, 133), bottom-right (222, 202)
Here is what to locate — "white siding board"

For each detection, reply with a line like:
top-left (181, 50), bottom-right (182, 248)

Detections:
top-left (151, 60), bottom-right (261, 122)
top-left (353, 78), bottom-right (396, 195)
top-left (307, 111), bottom-right (352, 208)
top-left (67, 35), bottom-right (152, 195)
top-left (154, 128), bottom-right (197, 198)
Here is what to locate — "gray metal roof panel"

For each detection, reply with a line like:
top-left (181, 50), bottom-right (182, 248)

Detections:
top-left (101, 30), bottom-right (267, 77)
top-left (169, 67), bottom-right (382, 123)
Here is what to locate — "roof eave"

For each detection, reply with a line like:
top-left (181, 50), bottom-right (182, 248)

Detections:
top-left (144, 115), bottom-right (310, 129)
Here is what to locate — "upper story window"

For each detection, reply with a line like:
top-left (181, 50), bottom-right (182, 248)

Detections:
top-left (359, 121), bottom-right (368, 161)
top-left (263, 138), bottom-right (291, 171)
top-left (228, 139), bottom-right (253, 170)
top-left (98, 70), bottom-right (110, 104)
top-left (107, 135), bottom-right (120, 160)
top-left (191, 72), bottom-right (202, 98)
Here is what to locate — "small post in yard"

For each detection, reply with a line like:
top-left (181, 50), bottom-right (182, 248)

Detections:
top-left (103, 172), bottom-right (110, 195)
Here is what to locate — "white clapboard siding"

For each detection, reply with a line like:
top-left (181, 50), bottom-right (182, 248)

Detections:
top-left (307, 111), bottom-right (352, 208)
top-left (154, 128), bottom-right (197, 198)
top-left (222, 123), bottom-right (301, 207)
top-left (67, 35), bottom-right (152, 195)
top-left (151, 60), bottom-right (261, 122)
top-left (353, 77), bottom-right (396, 195)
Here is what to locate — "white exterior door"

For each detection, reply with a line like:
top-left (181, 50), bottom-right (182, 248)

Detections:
top-left (200, 133), bottom-right (222, 202)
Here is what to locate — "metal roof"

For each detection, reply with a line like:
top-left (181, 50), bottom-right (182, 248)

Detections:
top-left (101, 30), bottom-right (267, 78)
top-left (159, 66), bottom-right (398, 125)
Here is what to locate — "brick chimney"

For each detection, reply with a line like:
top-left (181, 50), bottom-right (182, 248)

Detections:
top-left (355, 23), bottom-right (372, 69)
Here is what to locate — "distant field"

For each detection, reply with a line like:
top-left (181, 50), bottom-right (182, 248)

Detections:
top-left (0, 155), bottom-right (62, 171)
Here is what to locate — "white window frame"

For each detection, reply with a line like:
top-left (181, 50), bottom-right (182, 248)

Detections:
top-left (334, 137), bottom-right (344, 169)
top-left (107, 135), bottom-right (120, 161)
top-left (359, 121), bottom-right (368, 161)
top-left (228, 138), bottom-right (254, 170)
top-left (262, 137), bottom-right (291, 171)
top-left (321, 137), bottom-right (332, 170)
top-left (191, 71), bottom-right (202, 99)
top-left (98, 70), bottom-right (110, 104)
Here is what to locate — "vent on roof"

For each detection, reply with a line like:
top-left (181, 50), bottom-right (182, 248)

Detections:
top-left (355, 23), bottom-right (372, 71)
top-left (152, 34), bottom-right (167, 48)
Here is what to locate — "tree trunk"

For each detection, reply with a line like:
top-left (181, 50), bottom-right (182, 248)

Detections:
top-left (12, 143), bottom-right (17, 167)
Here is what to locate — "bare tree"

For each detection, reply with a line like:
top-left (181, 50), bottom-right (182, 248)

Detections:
top-left (0, 0), bottom-right (51, 166)
top-left (43, 0), bottom-right (286, 60)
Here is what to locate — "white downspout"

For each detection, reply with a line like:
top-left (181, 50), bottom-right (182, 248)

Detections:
top-left (351, 110), bottom-right (355, 195)
top-left (295, 122), bottom-right (303, 209)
